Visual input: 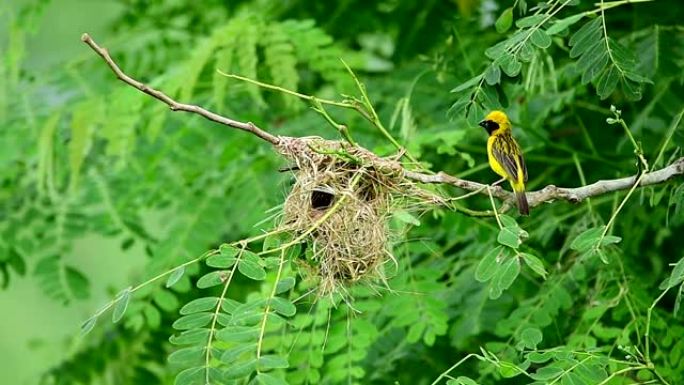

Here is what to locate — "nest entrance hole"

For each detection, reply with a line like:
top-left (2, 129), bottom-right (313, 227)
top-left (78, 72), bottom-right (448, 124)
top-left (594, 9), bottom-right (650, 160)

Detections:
top-left (311, 189), bottom-right (335, 210)
top-left (277, 137), bottom-right (414, 295)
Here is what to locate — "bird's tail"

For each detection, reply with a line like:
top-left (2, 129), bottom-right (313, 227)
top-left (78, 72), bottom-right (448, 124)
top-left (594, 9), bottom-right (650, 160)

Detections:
top-left (513, 185), bottom-right (530, 215)
top-left (515, 189), bottom-right (529, 216)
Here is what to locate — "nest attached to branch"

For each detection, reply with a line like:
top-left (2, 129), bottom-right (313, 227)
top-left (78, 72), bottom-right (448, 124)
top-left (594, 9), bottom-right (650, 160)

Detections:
top-left (277, 137), bottom-right (424, 296)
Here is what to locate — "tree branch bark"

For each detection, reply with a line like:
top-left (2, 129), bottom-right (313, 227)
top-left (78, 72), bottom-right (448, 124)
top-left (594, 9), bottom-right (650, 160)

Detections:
top-left (80, 33), bottom-right (279, 145)
top-left (81, 33), bottom-right (684, 212)
top-left (405, 159), bottom-right (684, 208)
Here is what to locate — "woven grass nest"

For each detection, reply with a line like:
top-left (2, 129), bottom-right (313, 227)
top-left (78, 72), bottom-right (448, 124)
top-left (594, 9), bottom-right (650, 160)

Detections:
top-left (277, 137), bottom-right (427, 296)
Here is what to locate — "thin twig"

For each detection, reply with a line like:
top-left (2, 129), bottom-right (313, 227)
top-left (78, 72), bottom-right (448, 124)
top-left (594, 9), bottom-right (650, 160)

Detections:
top-left (405, 157), bottom-right (684, 209)
top-left (81, 33), bottom-right (280, 145)
top-left (82, 34), bottom-right (684, 214)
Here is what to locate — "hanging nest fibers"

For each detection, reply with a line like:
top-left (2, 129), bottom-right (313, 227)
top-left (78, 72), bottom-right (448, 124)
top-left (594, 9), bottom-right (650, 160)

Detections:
top-left (277, 137), bottom-right (437, 296)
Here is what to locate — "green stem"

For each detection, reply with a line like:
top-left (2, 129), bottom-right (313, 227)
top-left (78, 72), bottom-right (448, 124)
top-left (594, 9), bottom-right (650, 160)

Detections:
top-left (573, 153), bottom-right (596, 223)
top-left (598, 171), bottom-right (645, 242)
top-left (256, 248), bottom-right (286, 362)
top-left (340, 59), bottom-right (421, 166)
top-left (618, 116), bottom-right (648, 170)
top-left (430, 354), bottom-right (481, 385)
top-left (217, 70), bottom-right (354, 109)
top-left (487, 186), bottom-right (503, 229)
top-left (587, 0), bottom-right (653, 14)
top-left (651, 108), bottom-right (684, 171)
top-left (205, 252), bottom-right (241, 382)
top-left (644, 288), bottom-right (669, 366)
top-left (310, 97), bottom-right (356, 145)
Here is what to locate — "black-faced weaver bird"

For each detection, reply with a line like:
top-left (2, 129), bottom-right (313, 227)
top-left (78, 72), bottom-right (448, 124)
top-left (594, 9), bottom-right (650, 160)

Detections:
top-left (479, 110), bottom-right (529, 215)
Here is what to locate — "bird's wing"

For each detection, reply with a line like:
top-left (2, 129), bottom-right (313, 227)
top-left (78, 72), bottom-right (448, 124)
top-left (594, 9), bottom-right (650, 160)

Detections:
top-left (518, 151), bottom-right (528, 183)
top-left (491, 136), bottom-right (525, 183)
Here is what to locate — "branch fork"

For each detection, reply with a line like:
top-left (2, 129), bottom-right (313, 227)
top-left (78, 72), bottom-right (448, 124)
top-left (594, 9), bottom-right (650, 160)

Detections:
top-left (80, 33), bottom-right (684, 214)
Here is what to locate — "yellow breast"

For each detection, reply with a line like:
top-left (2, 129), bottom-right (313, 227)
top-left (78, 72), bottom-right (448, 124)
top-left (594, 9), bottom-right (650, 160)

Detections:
top-left (487, 136), bottom-right (508, 179)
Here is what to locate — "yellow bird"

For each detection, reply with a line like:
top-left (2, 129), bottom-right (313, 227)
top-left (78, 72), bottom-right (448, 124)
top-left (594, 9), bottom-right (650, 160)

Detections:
top-left (479, 110), bottom-right (529, 215)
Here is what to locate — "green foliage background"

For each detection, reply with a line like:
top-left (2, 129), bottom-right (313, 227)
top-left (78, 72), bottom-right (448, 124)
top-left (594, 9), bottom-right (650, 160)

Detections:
top-left (1, 0), bottom-right (684, 384)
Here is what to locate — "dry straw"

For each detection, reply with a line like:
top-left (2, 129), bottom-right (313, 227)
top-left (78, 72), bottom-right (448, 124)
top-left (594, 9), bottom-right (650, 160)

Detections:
top-left (277, 137), bottom-right (435, 297)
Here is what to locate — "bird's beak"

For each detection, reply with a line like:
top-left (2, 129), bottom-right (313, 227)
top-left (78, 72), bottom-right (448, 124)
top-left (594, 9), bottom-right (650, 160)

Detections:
top-left (478, 120), bottom-right (487, 128)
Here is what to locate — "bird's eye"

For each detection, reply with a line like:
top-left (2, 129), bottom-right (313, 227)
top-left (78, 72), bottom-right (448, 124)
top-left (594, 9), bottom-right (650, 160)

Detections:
top-left (487, 121), bottom-right (499, 130)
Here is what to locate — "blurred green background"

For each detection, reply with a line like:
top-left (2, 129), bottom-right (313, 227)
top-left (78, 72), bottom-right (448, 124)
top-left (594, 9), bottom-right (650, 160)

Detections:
top-left (1, 2), bottom-right (132, 384)
top-left (1, 0), bottom-right (684, 384)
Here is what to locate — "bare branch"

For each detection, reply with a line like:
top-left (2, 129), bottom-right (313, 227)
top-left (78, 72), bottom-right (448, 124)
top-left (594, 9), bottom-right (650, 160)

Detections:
top-left (81, 33), bottom-right (684, 214)
top-left (80, 33), bottom-right (280, 145)
top-left (405, 157), bottom-right (684, 209)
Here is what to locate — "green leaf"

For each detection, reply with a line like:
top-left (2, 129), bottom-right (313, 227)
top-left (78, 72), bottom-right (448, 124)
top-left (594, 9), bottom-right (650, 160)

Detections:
top-left (197, 271), bottom-right (227, 289)
top-left (527, 351), bottom-right (554, 363)
top-left (668, 257), bottom-right (684, 288)
top-left (499, 215), bottom-right (518, 228)
top-left (451, 74), bottom-right (483, 93)
top-left (270, 297), bottom-right (296, 317)
top-left (170, 329), bottom-right (211, 346)
top-left (219, 244), bottom-right (240, 258)
top-left (620, 77), bottom-right (643, 101)
top-left (674, 284), bottom-right (683, 316)
top-left (495, 8), bottom-right (514, 33)
top-left (495, 256), bottom-right (521, 293)
top-left (220, 344), bottom-right (257, 362)
top-left (275, 277), bottom-right (296, 294)
top-left (172, 312), bottom-right (213, 330)
top-left (570, 227), bottom-right (604, 252)
top-left (256, 373), bottom-right (288, 385)
top-left (262, 232), bottom-right (284, 252)
top-left (174, 367), bottom-right (203, 385)
top-left (575, 363), bottom-right (607, 383)
top-left (81, 316), bottom-right (97, 335)
top-left (516, 14), bottom-right (546, 28)
top-left (623, 71), bottom-right (651, 84)
top-left (68, 100), bottom-right (96, 191)
top-left (520, 252), bottom-right (547, 279)
top-left (498, 361), bottom-right (523, 378)
top-left (206, 254), bottom-right (237, 268)
top-left (394, 209), bottom-right (421, 226)
top-left (562, 372), bottom-right (587, 385)
top-left (112, 287), bottom-right (131, 323)
top-left (238, 252), bottom-right (267, 280)
top-left (546, 13), bottom-right (585, 35)
top-left (224, 358), bottom-right (257, 379)
top-left (601, 235), bottom-right (622, 246)
top-left (581, 50), bottom-right (609, 84)
top-left (501, 56), bottom-right (522, 77)
top-left (531, 366), bottom-right (564, 381)
top-left (484, 65), bottom-right (501, 85)
top-left (258, 355), bottom-right (289, 370)
top-left (168, 346), bottom-right (204, 365)
top-left (518, 41), bottom-right (535, 62)
top-left (569, 16), bottom-right (602, 53)
top-left (575, 40), bottom-right (605, 72)
top-left (180, 297), bottom-right (219, 315)
top-left (65, 267), bottom-right (89, 300)
top-left (497, 228), bottom-right (519, 249)
top-left (216, 325), bottom-right (260, 342)
top-left (530, 29), bottom-right (552, 49)
top-left (497, 226), bottom-right (523, 249)
top-left (596, 64), bottom-right (619, 99)
top-left (451, 377), bottom-right (479, 385)
top-left (519, 327), bottom-right (543, 349)
top-left (166, 266), bottom-right (186, 288)
top-left (476, 247), bottom-right (503, 282)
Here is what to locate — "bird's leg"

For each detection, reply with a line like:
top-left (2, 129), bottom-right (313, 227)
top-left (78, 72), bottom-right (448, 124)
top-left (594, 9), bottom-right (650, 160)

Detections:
top-left (491, 178), bottom-right (506, 187)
